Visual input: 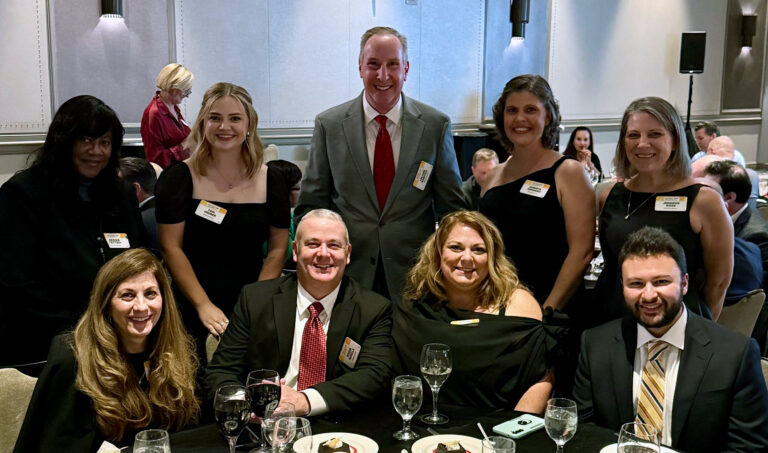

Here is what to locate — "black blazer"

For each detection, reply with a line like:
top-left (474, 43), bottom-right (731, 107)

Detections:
top-left (573, 311), bottom-right (768, 452)
top-left (735, 205), bottom-right (768, 288)
top-left (204, 274), bottom-right (393, 413)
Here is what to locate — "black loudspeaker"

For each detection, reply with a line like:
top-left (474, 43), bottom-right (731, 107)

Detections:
top-left (680, 32), bottom-right (706, 74)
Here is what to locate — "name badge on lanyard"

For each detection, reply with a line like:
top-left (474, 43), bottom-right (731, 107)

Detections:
top-left (655, 196), bottom-right (687, 212)
top-left (195, 200), bottom-right (227, 224)
top-left (520, 180), bottom-right (550, 198)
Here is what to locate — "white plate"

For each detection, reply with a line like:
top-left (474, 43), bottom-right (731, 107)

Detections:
top-left (411, 434), bottom-right (483, 453)
top-left (599, 443), bottom-right (676, 453)
top-left (293, 432), bottom-right (378, 453)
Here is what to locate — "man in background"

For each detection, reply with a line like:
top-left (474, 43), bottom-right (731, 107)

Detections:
top-left (120, 157), bottom-right (158, 249)
top-left (461, 148), bottom-right (498, 209)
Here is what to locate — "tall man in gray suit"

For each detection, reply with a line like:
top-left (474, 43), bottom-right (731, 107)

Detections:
top-left (296, 26), bottom-right (466, 300)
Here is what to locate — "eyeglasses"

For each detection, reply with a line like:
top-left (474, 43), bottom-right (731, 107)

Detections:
top-left (181, 88), bottom-right (192, 98)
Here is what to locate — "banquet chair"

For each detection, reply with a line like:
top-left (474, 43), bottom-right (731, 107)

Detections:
top-left (717, 289), bottom-right (765, 337)
top-left (206, 333), bottom-right (220, 362)
top-left (0, 367), bottom-right (37, 453)
top-left (762, 358), bottom-right (768, 392)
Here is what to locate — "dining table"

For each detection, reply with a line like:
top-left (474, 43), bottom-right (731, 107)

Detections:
top-left (134, 399), bottom-right (634, 453)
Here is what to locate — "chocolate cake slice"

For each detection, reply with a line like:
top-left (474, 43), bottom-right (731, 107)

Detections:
top-left (318, 437), bottom-right (351, 453)
top-left (435, 440), bottom-right (467, 453)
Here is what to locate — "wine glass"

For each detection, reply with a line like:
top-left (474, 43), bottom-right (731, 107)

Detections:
top-left (214, 385), bottom-right (251, 453)
top-left (133, 429), bottom-right (170, 453)
top-left (419, 343), bottom-right (451, 425)
top-left (246, 369), bottom-right (281, 453)
top-left (289, 417), bottom-right (312, 453)
top-left (618, 422), bottom-right (660, 453)
top-left (544, 398), bottom-right (578, 453)
top-left (392, 375), bottom-right (423, 440)
top-left (482, 436), bottom-right (516, 453)
top-left (262, 402), bottom-right (296, 452)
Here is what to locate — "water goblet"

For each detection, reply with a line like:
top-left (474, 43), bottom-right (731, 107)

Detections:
top-left (617, 422), bottom-right (660, 453)
top-left (482, 436), bottom-right (516, 453)
top-left (133, 429), bottom-right (170, 453)
top-left (392, 375), bottom-right (423, 440)
top-left (214, 384), bottom-right (251, 453)
top-left (289, 417), bottom-right (312, 453)
top-left (544, 398), bottom-right (578, 453)
top-left (419, 343), bottom-right (451, 425)
top-left (262, 402), bottom-right (295, 451)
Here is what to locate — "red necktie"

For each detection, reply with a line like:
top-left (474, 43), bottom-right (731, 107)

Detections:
top-left (373, 115), bottom-right (395, 211)
top-left (297, 302), bottom-right (326, 391)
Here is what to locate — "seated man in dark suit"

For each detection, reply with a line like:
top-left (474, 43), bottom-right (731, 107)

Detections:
top-left (205, 209), bottom-right (393, 416)
top-left (119, 157), bottom-right (159, 249)
top-left (574, 227), bottom-right (768, 452)
top-left (702, 159), bottom-right (768, 352)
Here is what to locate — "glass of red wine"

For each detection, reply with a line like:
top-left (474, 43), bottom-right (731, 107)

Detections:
top-left (246, 369), bottom-right (281, 453)
top-left (214, 384), bottom-right (251, 453)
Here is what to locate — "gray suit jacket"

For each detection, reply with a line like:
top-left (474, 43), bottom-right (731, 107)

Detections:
top-left (573, 311), bottom-right (768, 452)
top-left (296, 93), bottom-right (466, 299)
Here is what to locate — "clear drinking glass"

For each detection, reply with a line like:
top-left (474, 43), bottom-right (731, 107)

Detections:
top-left (289, 417), bottom-right (312, 453)
top-left (617, 422), bottom-right (660, 453)
top-left (214, 385), bottom-right (251, 453)
top-left (133, 429), bottom-right (170, 453)
top-left (392, 375), bottom-right (423, 440)
top-left (419, 343), bottom-right (451, 425)
top-left (246, 369), bottom-right (281, 453)
top-left (482, 436), bottom-right (516, 453)
top-left (262, 402), bottom-right (295, 452)
top-left (544, 398), bottom-right (578, 453)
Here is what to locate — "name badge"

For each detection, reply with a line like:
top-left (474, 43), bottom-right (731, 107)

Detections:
top-left (413, 161), bottom-right (433, 191)
top-left (654, 196), bottom-right (687, 212)
top-left (339, 337), bottom-right (361, 368)
top-left (520, 180), bottom-right (550, 198)
top-left (103, 233), bottom-right (130, 249)
top-left (195, 200), bottom-right (227, 224)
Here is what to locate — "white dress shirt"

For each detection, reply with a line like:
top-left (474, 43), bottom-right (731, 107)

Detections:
top-left (363, 93), bottom-right (403, 173)
top-left (283, 281), bottom-right (341, 416)
top-left (731, 202), bottom-right (749, 223)
top-left (632, 308), bottom-right (687, 447)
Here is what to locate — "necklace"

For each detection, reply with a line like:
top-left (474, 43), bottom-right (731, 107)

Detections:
top-left (210, 165), bottom-right (243, 189)
top-left (625, 191), bottom-right (657, 220)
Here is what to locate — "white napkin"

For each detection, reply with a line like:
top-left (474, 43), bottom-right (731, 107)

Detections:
top-left (96, 441), bottom-right (121, 453)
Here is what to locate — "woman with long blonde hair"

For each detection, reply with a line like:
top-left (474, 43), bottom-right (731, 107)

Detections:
top-left (155, 82), bottom-right (290, 359)
top-left (15, 249), bottom-right (199, 451)
top-left (395, 211), bottom-right (557, 413)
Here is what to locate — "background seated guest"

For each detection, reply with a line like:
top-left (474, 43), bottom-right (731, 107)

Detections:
top-left (573, 227), bottom-right (768, 452)
top-left (120, 157), bottom-right (159, 250)
top-left (562, 126), bottom-right (601, 184)
top-left (693, 120), bottom-right (720, 153)
top-left (0, 95), bottom-right (146, 369)
top-left (14, 249), bottom-right (199, 452)
top-left (691, 122), bottom-right (746, 165)
top-left (692, 136), bottom-right (759, 206)
top-left (205, 209), bottom-right (393, 416)
top-left (140, 63), bottom-right (194, 168)
top-left (394, 211), bottom-right (555, 413)
top-left (264, 159), bottom-right (303, 269)
top-left (460, 148), bottom-right (498, 209)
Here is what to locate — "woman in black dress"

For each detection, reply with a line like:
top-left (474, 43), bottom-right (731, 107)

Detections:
top-left (596, 96), bottom-right (732, 322)
top-left (563, 126), bottom-right (601, 184)
top-left (479, 75), bottom-right (594, 313)
top-left (15, 249), bottom-right (199, 451)
top-left (394, 211), bottom-right (555, 412)
top-left (156, 82), bottom-right (290, 348)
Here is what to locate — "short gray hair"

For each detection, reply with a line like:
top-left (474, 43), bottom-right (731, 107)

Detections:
top-left (295, 209), bottom-right (350, 245)
top-left (359, 26), bottom-right (408, 64)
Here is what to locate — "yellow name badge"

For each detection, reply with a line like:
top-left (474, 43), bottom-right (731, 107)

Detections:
top-left (413, 161), bottom-right (434, 191)
top-left (654, 196), bottom-right (688, 212)
top-left (520, 180), bottom-right (550, 198)
top-left (195, 200), bottom-right (227, 224)
top-left (103, 233), bottom-right (130, 249)
top-left (339, 337), bottom-right (361, 368)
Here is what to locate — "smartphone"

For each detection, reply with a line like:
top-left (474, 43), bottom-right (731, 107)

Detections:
top-left (492, 413), bottom-right (545, 439)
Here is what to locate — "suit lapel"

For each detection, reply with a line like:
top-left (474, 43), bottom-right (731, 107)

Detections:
top-left (734, 208), bottom-right (750, 236)
top-left (671, 314), bottom-right (712, 444)
top-left (612, 317), bottom-right (637, 423)
top-left (342, 93), bottom-right (379, 211)
top-left (325, 277), bottom-right (356, 377)
top-left (272, 277), bottom-right (299, 372)
top-left (383, 95), bottom-right (425, 215)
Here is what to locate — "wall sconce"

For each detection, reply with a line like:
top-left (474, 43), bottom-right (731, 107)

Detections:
top-left (742, 14), bottom-right (757, 48)
top-left (101, 0), bottom-right (123, 18)
top-left (510, 0), bottom-right (530, 41)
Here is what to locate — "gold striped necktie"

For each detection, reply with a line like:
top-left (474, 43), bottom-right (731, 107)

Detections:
top-left (636, 340), bottom-right (669, 438)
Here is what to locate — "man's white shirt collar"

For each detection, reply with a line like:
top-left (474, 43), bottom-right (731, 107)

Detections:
top-left (362, 93), bottom-right (402, 127)
top-left (636, 306), bottom-right (687, 352)
top-left (296, 280), bottom-right (342, 322)
top-left (731, 203), bottom-right (749, 223)
top-left (139, 195), bottom-right (155, 209)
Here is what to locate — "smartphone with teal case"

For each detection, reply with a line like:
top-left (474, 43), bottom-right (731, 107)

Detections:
top-left (492, 413), bottom-right (545, 439)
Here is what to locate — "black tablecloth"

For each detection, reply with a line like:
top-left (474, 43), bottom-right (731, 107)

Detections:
top-left (148, 400), bottom-right (622, 453)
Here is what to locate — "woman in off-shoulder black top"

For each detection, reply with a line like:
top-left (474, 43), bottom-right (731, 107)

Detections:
top-left (155, 83), bottom-right (290, 353)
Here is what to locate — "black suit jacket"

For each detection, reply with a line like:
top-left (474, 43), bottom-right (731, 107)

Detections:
top-left (573, 311), bottom-right (768, 452)
top-left (204, 274), bottom-right (393, 413)
top-left (734, 205), bottom-right (768, 288)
